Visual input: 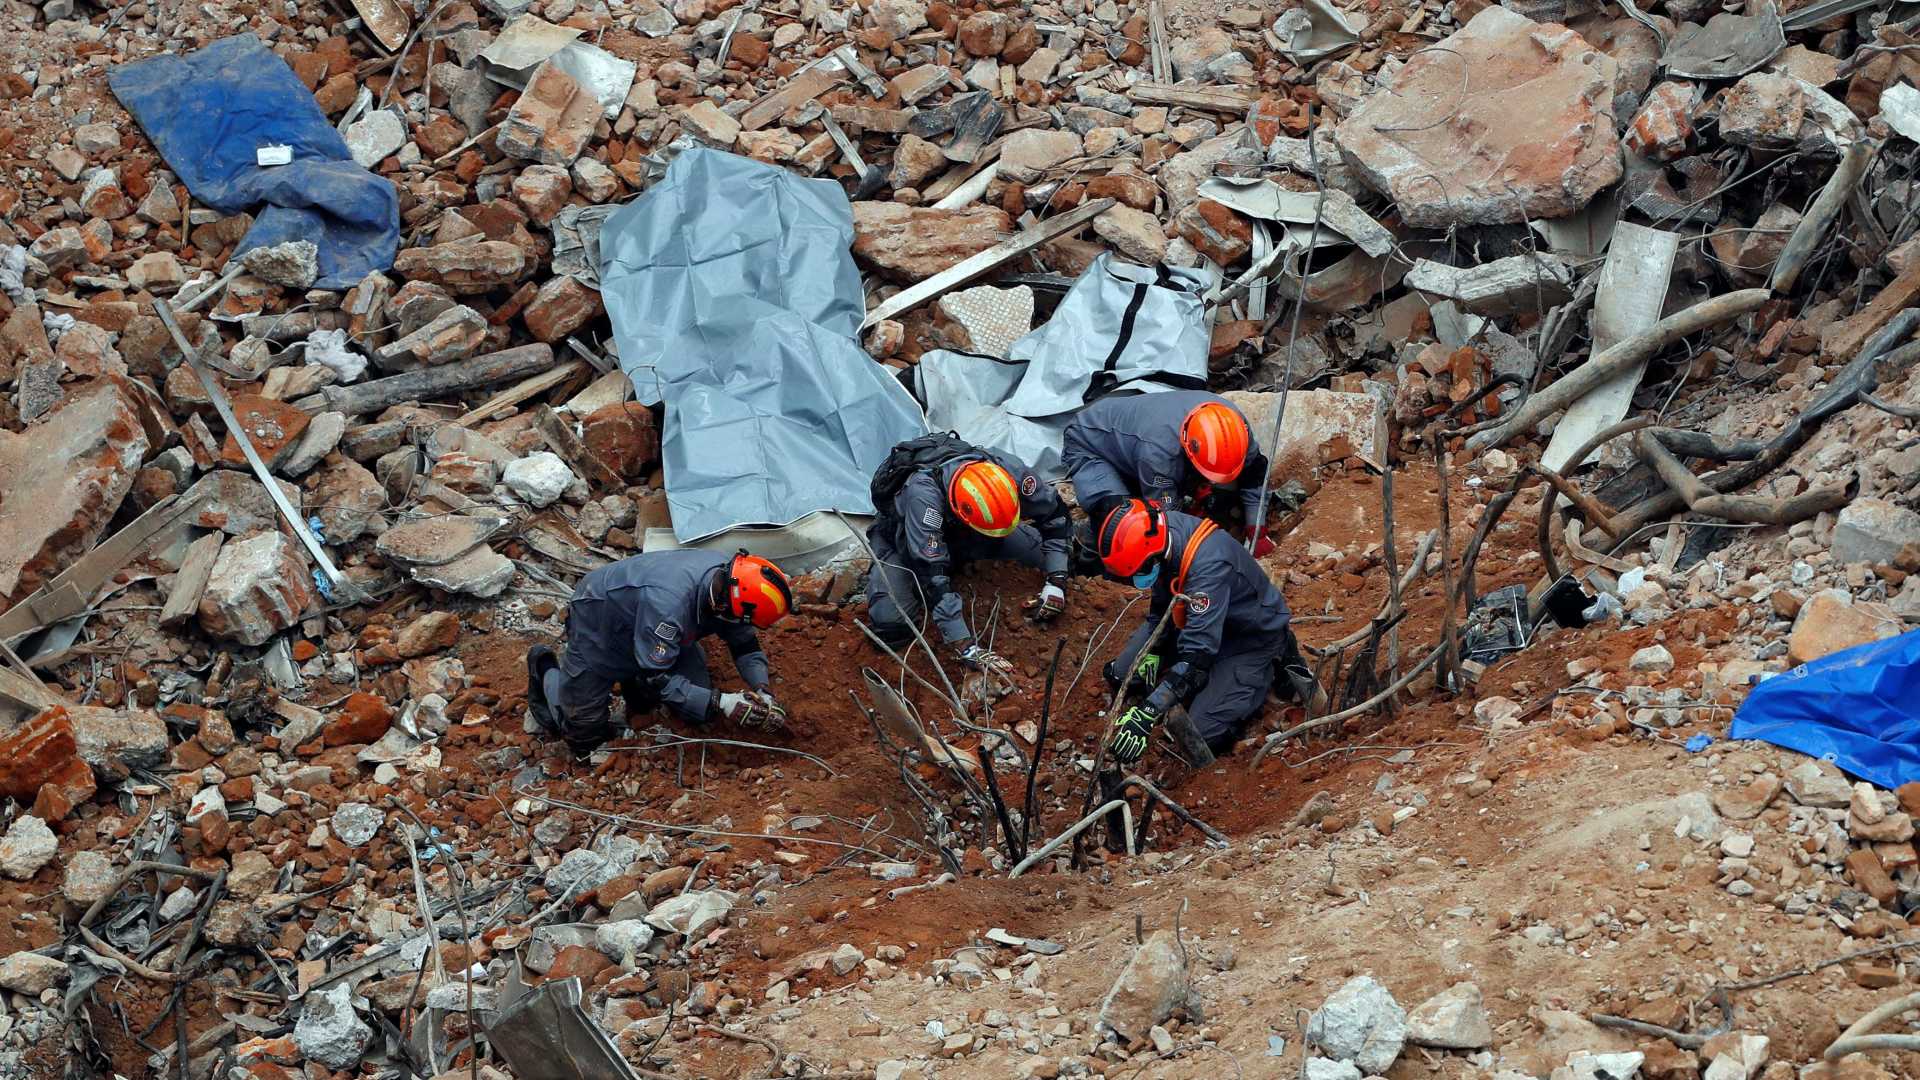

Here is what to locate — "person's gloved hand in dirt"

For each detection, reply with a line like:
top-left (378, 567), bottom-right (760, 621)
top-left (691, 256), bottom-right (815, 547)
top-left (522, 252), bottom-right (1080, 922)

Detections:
top-left (715, 691), bottom-right (785, 729)
top-left (748, 689), bottom-right (788, 730)
top-left (1102, 649), bottom-right (1162, 695)
top-left (958, 642), bottom-right (1016, 681)
top-left (1023, 573), bottom-right (1069, 622)
top-left (1106, 703), bottom-right (1160, 765)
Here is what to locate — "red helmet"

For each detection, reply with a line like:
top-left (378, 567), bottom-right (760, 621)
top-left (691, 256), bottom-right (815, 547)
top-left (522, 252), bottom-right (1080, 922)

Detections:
top-left (1096, 499), bottom-right (1171, 577)
top-left (948, 459), bottom-right (1023, 537)
top-left (727, 553), bottom-right (793, 629)
top-left (1180, 401), bottom-right (1251, 484)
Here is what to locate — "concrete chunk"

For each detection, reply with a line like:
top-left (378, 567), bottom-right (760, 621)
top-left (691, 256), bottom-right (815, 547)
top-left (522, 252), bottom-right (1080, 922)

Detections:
top-left (1335, 8), bottom-right (1620, 226)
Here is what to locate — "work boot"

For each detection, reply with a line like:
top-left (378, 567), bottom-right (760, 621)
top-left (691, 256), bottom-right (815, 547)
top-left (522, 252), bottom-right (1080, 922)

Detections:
top-left (1276, 627), bottom-right (1329, 715)
top-left (525, 646), bottom-right (560, 737)
top-left (1164, 707), bottom-right (1217, 769)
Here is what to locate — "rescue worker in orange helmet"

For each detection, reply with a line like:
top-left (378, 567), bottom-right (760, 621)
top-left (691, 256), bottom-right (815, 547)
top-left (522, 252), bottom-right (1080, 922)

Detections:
top-left (1095, 499), bottom-right (1323, 762)
top-left (1060, 390), bottom-right (1277, 551)
top-left (865, 433), bottom-right (1073, 677)
top-left (526, 550), bottom-right (793, 756)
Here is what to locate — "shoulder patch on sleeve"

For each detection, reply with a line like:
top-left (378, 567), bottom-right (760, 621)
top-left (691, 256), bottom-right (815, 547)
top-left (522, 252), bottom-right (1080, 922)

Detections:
top-left (921, 506), bottom-right (944, 528)
top-left (654, 620), bottom-right (681, 641)
top-left (1186, 593), bottom-right (1211, 615)
top-left (1020, 473), bottom-right (1038, 496)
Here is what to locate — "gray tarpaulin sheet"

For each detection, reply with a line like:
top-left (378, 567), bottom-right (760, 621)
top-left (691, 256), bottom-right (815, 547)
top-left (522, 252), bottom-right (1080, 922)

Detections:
top-left (598, 149), bottom-right (927, 541)
top-left (911, 254), bottom-right (1210, 477)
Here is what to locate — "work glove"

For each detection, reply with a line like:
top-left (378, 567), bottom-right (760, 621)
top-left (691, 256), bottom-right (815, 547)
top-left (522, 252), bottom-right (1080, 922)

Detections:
top-left (747, 689), bottom-right (789, 730)
top-left (1104, 650), bottom-right (1162, 694)
top-left (715, 691), bottom-right (778, 729)
top-left (958, 643), bottom-right (1016, 681)
top-left (1024, 582), bottom-right (1067, 622)
top-left (1106, 704), bottom-right (1160, 766)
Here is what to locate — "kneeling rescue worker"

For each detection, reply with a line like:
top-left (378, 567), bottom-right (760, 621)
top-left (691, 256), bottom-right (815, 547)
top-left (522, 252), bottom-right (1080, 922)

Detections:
top-left (866, 433), bottom-right (1073, 677)
top-left (526, 550), bottom-right (793, 755)
top-left (1096, 498), bottom-right (1324, 763)
top-left (1061, 390), bottom-right (1278, 554)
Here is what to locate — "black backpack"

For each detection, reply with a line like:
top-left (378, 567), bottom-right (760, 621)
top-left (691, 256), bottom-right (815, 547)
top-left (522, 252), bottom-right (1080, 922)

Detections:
top-left (869, 431), bottom-right (979, 524)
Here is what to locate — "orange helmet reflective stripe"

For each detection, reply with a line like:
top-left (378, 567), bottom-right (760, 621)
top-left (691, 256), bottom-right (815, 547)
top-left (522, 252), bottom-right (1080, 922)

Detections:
top-left (728, 553), bottom-right (793, 629)
top-left (1180, 401), bottom-right (1251, 484)
top-left (947, 459), bottom-right (1022, 538)
top-left (1096, 499), bottom-right (1171, 577)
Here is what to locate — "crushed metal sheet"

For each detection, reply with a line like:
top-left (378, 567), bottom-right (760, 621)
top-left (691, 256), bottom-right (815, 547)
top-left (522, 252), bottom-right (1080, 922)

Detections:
top-left (1198, 176), bottom-right (1394, 257)
top-left (348, 0), bottom-right (410, 52)
top-left (1271, 0), bottom-right (1362, 62)
top-left (1542, 221), bottom-right (1679, 472)
top-left (1661, 4), bottom-right (1785, 80)
top-left (490, 972), bottom-right (642, 1080)
top-left (477, 17), bottom-right (637, 118)
top-left (550, 204), bottom-right (618, 286)
top-left (1884, 83), bottom-right (1920, 144)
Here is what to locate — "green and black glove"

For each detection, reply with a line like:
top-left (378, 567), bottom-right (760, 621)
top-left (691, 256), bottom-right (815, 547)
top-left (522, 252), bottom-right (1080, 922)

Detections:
top-left (1106, 704), bottom-right (1161, 765)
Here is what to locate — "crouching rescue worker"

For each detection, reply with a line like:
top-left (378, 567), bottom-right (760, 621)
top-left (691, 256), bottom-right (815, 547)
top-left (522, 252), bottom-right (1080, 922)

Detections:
top-left (1061, 390), bottom-right (1279, 555)
top-left (1095, 499), bottom-right (1324, 763)
top-left (866, 433), bottom-right (1073, 678)
top-left (526, 550), bottom-right (794, 755)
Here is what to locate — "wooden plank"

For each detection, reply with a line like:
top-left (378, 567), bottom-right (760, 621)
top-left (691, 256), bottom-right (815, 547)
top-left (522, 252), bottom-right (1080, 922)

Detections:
top-left (740, 66), bottom-right (843, 131)
top-left (0, 494), bottom-right (202, 642)
top-left (455, 359), bottom-right (588, 425)
top-left (860, 198), bottom-right (1115, 330)
top-left (1149, 0), bottom-right (1172, 82)
top-left (160, 533), bottom-right (225, 628)
top-left (1126, 82), bottom-right (1259, 112)
top-left (0, 666), bottom-right (67, 711)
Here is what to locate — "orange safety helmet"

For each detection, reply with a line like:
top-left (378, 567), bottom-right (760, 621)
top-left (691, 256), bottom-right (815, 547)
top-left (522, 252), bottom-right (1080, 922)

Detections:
top-left (1180, 401), bottom-right (1252, 484)
top-left (1096, 499), bottom-right (1171, 577)
top-left (947, 459), bottom-right (1023, 538)
top-left (727, 553), bottom-right (793, 629)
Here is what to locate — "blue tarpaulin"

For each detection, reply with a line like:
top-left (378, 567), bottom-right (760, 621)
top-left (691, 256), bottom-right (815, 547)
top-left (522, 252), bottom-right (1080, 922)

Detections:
top-left (109, 34), bottom-right (398, 289)
top-left (1730, 629), bottom-right (1920, 789)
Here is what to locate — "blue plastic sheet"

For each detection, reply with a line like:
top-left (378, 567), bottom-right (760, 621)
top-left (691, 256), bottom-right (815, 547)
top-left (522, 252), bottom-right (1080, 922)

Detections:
top-left (1730, 629), bottom-right (1920, 789)
top-left (109, 34), bottom-right (398, 289)
top-left (599, 149), bottom-right (927, 542)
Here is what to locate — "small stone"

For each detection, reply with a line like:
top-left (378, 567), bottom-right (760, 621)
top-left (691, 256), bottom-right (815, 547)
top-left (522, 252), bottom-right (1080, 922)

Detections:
top-left (645, 890), bottom-right (735, 938)
top-left (241, 241), bottom-right (320, 289)
top-left (503, 451), bottom-right (576, 508)
top-left (0, 816), bottom-right (56, 880)
top-left (1713, 775), bottom-right (1781, 821)
top-left (1308, 976), bottom-right (1407, 1074)
top-left (295, 982), bottom-right (372, 1070)
top-left (1098, 930), bottom-right (1190, 1042)
top-left (332, 802), bottom-right (383, 847)
top-left (1092, 205), bottom-right (1168, 265)
top-left (61, 850), bottom-right (117, 906)
top-left (1406, 982), bottom-right (1492, 1049)
top-left (0, 951), bottom-right (68, 995)
top-left (829, 943), bottom-right (865, 975)
top-left (344, 110), bottom-right (406, 168)
top-left (1629, 644), bottom-right (1674, 673)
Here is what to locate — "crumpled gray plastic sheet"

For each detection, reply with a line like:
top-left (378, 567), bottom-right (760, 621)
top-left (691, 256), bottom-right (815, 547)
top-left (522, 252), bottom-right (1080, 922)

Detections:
top-left (913, 254), bottom-right (1210, 478)
top-left (598, 148), bottom-right (927, 541)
